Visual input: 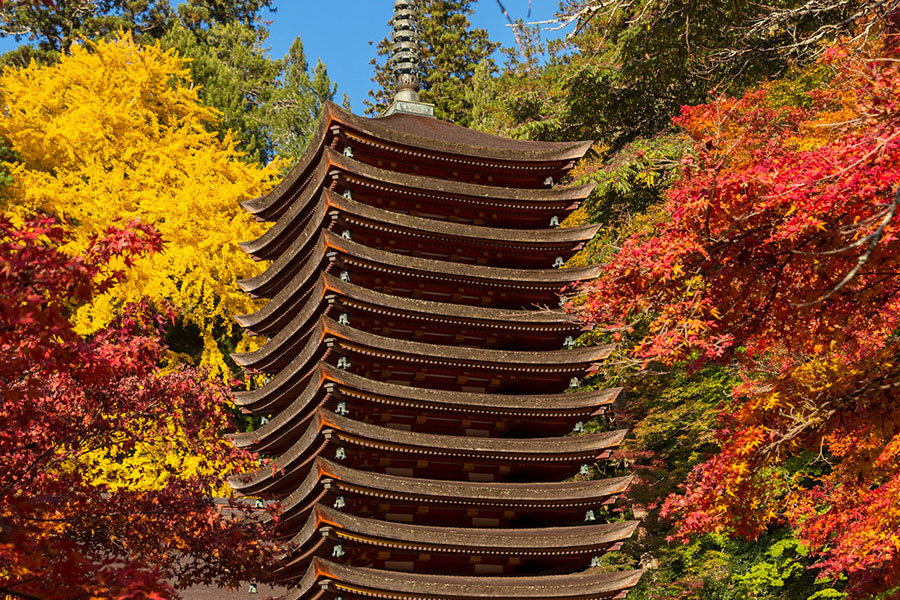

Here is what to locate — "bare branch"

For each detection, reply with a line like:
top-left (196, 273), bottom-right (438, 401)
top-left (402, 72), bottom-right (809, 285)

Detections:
top-left (711, 0), bottom-right (900, 68)
top-left (494, 0), bottom-right (529, 59)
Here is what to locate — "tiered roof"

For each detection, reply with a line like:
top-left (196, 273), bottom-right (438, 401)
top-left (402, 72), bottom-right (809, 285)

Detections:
top-left (229, 99), bottom-right (641, 598)
top-left (289, 559), bottom-right (642, 600)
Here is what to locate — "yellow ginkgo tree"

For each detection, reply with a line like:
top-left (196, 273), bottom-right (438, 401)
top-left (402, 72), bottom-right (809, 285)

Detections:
top-left (0, 31), bottom-right (284, 381)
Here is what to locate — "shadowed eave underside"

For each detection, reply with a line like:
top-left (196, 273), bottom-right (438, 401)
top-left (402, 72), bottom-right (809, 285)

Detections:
top-left (243, 102), bottom-right (595, 219)
top-left (238, 228), bottom-right (602, 302)
top-left (233, 272), bottom-right (589, 374)
top-left (236, 271), bottom-right (580, 353)
top-left (281, 504), bottom-right (638, 568)
top-left (239, 187), bottom-right (600, 296)
top-left (230, 364), bottom-right (620, 450)
top-left (288, 558), bottom-right (643, 600)
top-left (268, 457), bottom-right (634, 526)
top-left (231, 317), bottom-right (611, 410)
top-left (233, 233), bottom-right (602, 335)
top-left (240, 146), bottom-right (596, 258)
top-left (228, 409), bottom-right (627, 494)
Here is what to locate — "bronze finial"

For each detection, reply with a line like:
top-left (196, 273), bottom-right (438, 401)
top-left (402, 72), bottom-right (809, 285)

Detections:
top-left (391, 0), bottom-right (421, 99)
top-left (383, 0), bottom-right (435, 117)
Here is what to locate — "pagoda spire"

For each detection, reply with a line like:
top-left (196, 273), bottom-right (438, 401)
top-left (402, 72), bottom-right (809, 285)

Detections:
top-left (382, 0), bottom-right (435, 117)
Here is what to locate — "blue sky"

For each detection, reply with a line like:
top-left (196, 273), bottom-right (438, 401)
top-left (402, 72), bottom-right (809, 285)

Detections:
top-left (0, 1), bottom-right (562, 110)
top-left (253, 0), bottom-right (561, 109)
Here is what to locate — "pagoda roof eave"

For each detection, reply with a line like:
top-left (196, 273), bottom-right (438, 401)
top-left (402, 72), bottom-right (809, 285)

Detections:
top-left (325, 409), bottom-right (628, 456)
top-left (331, 101), bottom-right (594, 163)
top-left (242, 108), bottom-right (333, 218)
top-left (239, 193), bottom-right (331, 279)
top-left (229, 369), bottom-right (325, 448)
top-left (243, 102), bottom-right (595, 217)
top-left (233, 278), bottom-right (328, 367)
top-left (238, 188), bottom-right (601, 297)
top-left (233, 273), bottom-right (586, 373)
top-left (326, 364), bottom-right (621, 410)
top-left (241, 186), bottom-right (600, 290)
top-left (227, 412), bottom-right (327, 493)
top-left (326, 232), bottom-right (604, 284)
top-left (227, 408), bottom-right (628, 495)
top-left (230, 318), bottom-right (325, 407)
top-left (324, 274), bottom-right (575, 322)
top-left (332, 143), bottom-right (597, 200)
top-left (288, 558), bottom-right (643, 600)
top-left (231, 363), bottom-right (621, 451)
top-left (323, 317), bottom-right (613, 365)
top-left (328, 187), bottom-right (601, 243)
top-left (232, 316), bottom-right (612, 407)
top-left (233, 235), bottom-right (330, 333)
top-left (232, 366), bottom-right (621, 453)
top-left (235, 233), bottom-right (601, 335)
top-left (243, 144), bottom-right (596, 223)
top-left (270, 457), bottom-right (635, 525)
top-left (287, 504), bottom-right (638, 556)
top-left (237, 267), bottom-right (576, 338)
top-left (238, 228), bottom-right (601, 303)
top-left (236, 311), bottom-right (607, 374)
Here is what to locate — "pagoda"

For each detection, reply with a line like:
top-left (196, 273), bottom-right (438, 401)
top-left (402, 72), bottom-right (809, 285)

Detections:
top-left (228, 2), bottom-right (643, 598)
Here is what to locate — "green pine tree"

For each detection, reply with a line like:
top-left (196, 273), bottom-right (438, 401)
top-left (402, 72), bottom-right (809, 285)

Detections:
top-left (162, 22), bottom-right (281, 165)
top-left (0, 0), bottom-right (274, 67)
top-left (265, 39), bottom-right (337, 165)
top-left (366, 0), bottom-right (498, 126)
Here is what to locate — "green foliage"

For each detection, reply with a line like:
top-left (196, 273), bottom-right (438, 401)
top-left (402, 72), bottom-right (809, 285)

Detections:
top-left (578, 357), bottom-right (847, 599)
top-left (0, 0), bottom-right (273, 66)
top-left (0, 0), bottom-right (172, 65)
top-left (366, 0), bottom-right (498, 126)
top-left (175, 0), bottom-right (274, 30)
top-left (628, 531), bottom-right (844, 600)
top-left (162, 26), bottom-right (337, 165)
top-left (622, 368), bottom-right (735, 507)
top-left (471, 0), bottom-right (866, 149)
top-left (564, 135), bottom-right (687, 268)
top-left (265, 37), bottom-right (337, 164)
top-left (0, 135), bottom-right (21, 190)
top-left (162, 22), bottom-right (281, 164)
top-left (574, 136), bottom-right (687, 222)
top-left (466, 58), bottom-right (501, 132)
top-left (763, 61), bottom-right (837, 110)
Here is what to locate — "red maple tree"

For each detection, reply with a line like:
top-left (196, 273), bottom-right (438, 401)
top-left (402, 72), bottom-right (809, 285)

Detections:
top-left (0, 215), bottom-right (278, 600)
top-left (571, 19), bottom-right (900, 597)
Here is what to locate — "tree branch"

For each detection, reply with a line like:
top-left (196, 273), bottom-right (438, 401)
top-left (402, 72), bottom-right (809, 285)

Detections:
top-left (0, 586), bottom-right (50, 600)
top-left (797, 182), bottom-right (900, 306)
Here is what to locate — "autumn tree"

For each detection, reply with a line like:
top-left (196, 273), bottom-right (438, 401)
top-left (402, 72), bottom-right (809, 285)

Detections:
top-left (449, 2), bottom-right (900, 598)
top-left (0, 32), bottom-right (283, 381)
top-left (0, 1), bottom-right (338, 165)
top-left (474, 0), bottom-right (895, 149)
top-left (569, 21), bottom-right (900, 598)
top-left (0, 214), bottom-right (277, 600)
top-left (366, 0), bottom-right (497, 126)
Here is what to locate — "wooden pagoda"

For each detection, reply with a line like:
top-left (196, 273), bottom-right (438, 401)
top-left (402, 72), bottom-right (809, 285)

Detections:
top-left (228, 3), bottom-right (642, 598)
